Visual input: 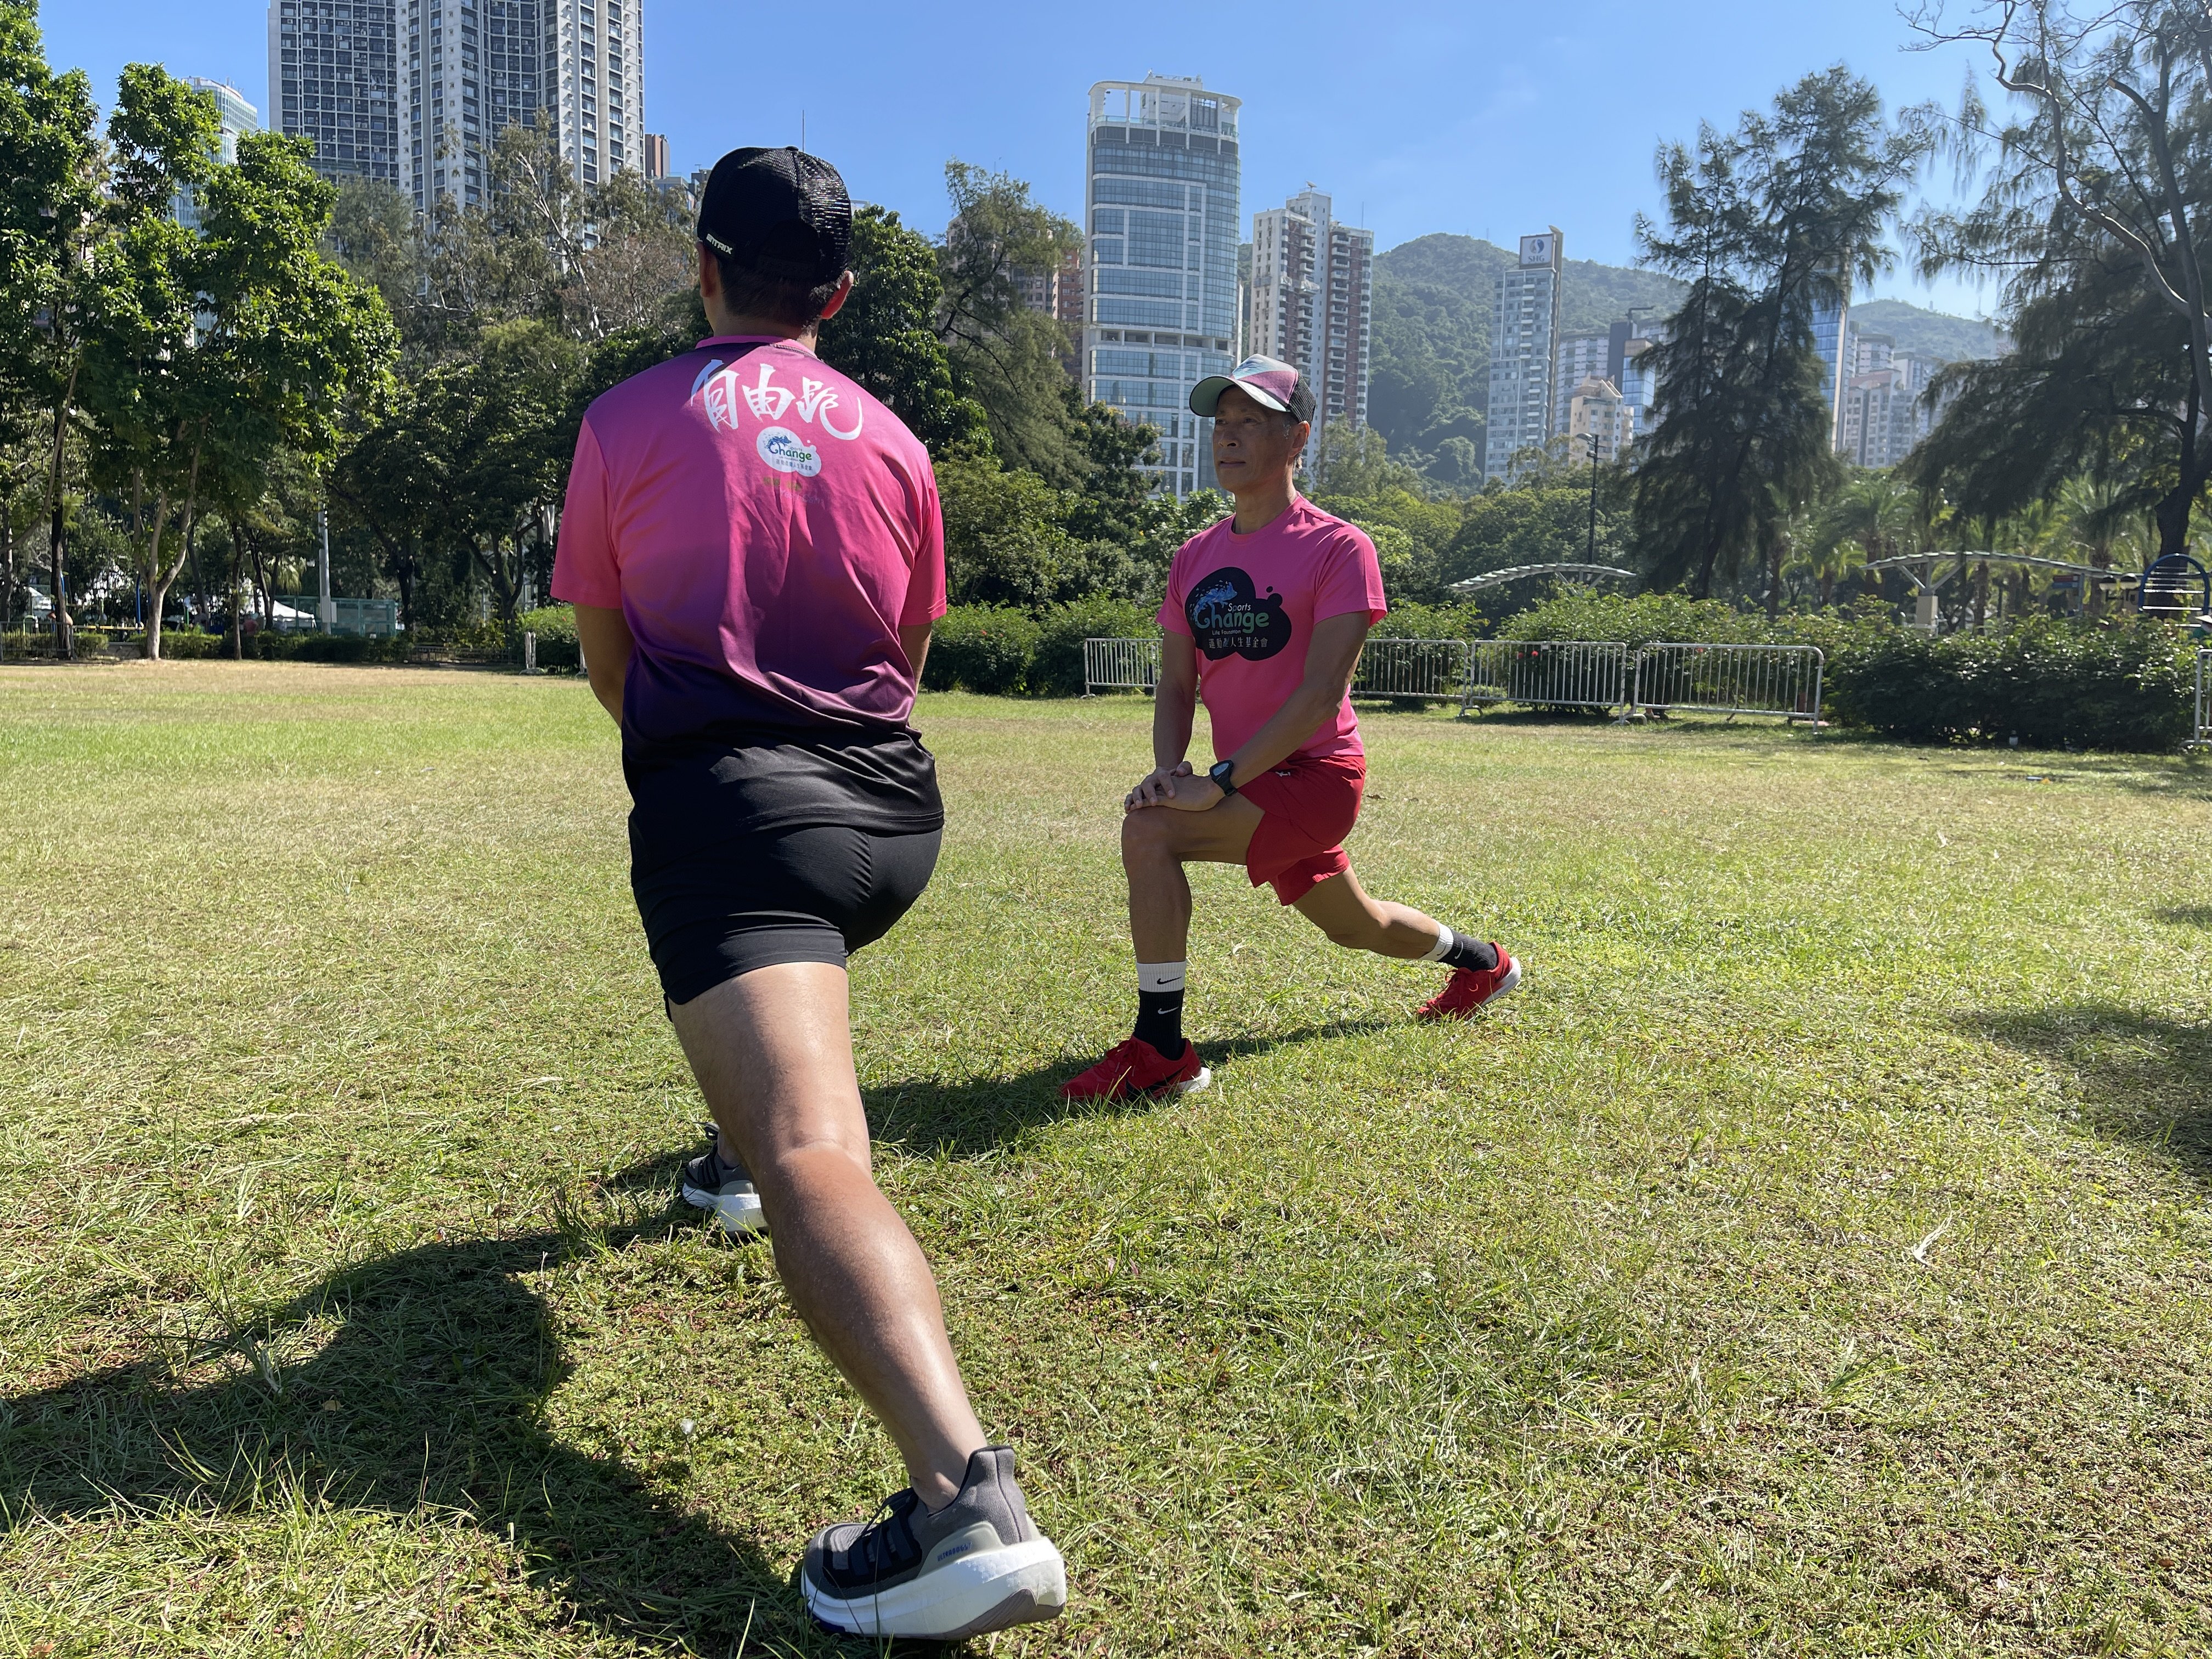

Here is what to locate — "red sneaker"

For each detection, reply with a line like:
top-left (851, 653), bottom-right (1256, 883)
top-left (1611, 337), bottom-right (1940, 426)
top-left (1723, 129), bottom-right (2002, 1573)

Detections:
top-left (1060, 1036), bottom-right (1211, 1101)
top-left (1417, 946), bottom-right (1522, 1022)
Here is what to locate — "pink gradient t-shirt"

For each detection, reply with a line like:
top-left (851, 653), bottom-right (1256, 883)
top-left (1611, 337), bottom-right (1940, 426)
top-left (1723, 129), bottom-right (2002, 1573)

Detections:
top-left (1158, 497), bottom-right (1387, 764)
top-left (551, 336), bottom-right (945, 753)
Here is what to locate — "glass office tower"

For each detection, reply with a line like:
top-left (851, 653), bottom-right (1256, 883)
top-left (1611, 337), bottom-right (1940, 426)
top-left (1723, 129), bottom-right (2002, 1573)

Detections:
top-left (1082, 76), bottom-right (1242, 498)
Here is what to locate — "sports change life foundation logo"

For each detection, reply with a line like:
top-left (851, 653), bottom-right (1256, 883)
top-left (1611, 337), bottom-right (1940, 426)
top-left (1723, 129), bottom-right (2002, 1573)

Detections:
top-left (757, 426), bottom-right (821, 476)
top-left (1186, 567), bottom-right (1292, 661)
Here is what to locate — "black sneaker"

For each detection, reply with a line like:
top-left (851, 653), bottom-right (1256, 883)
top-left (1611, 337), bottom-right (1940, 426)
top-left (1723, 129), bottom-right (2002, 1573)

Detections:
top-left (801, 1446), bottom-right (1067, 1639)
top-left (679, 1143), bottom-right (765, 1235)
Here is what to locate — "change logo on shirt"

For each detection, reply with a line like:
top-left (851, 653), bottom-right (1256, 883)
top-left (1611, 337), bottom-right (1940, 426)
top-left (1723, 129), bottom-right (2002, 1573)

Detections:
top-left (757, 426), bottom-right (821, 476)
top-left (1186, 566), bottom-right (1292, 661)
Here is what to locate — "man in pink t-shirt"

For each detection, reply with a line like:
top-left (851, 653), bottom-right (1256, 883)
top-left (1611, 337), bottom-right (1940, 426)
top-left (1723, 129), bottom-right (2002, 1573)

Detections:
top-left (555, 147), bottom-right (1065, 1641)
top-left (1061, 357), bottom-right (1523, 1102)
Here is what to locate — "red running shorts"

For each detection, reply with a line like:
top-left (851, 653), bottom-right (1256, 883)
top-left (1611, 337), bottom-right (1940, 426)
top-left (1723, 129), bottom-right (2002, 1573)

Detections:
top-left (1237, 753), bottom-right (1367, 905)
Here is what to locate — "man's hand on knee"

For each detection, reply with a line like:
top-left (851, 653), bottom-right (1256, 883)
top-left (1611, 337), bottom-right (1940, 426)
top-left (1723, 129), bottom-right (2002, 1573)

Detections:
top-left (1125, 761), bottom-right (1193, 811)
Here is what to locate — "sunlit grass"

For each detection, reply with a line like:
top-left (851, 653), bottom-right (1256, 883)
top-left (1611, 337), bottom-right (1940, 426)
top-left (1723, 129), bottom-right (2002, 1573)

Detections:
top-left (2, 661), bottom-right (2209, 1656)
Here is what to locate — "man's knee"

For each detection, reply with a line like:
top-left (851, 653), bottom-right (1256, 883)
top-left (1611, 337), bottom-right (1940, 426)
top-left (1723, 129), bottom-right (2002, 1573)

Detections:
top-left (1120, 810), bottom-right (1176, 867)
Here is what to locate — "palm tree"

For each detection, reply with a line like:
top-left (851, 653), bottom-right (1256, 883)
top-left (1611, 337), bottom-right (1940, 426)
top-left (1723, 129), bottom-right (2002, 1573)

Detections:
top-left (1802, 472), bottom-right (1909, 606)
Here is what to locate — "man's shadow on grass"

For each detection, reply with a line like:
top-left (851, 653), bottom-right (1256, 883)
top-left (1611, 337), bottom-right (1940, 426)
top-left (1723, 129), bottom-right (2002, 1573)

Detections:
top-left (1970, 1002), bottom-right (2212, 1183)
top-left (0, 1161), bottom-right (900, 1656)
top-left (864, 1017), bottom-right (1392, 1156)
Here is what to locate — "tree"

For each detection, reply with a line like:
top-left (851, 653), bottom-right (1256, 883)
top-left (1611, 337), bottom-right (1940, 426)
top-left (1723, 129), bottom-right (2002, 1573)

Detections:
top-left (0, 0), bottom-right (101, 655)
top-left (75, 64), bottom-right (222, 656)
top-left (77, 77), bottom-right (396, 659)
top-left (1306, 419), bottom-right (1430, 499)
top-left (817, 205), bottom-right (991, 457)
top-left (1911, 2), bottom-right (2212, 557)
top-left (1632, 69), bottom-right (1927, 596)
top-left (934, 163), bottom-right (1085, 482)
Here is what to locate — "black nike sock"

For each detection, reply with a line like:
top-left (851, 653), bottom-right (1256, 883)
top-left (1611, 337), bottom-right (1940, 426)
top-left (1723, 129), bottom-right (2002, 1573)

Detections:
top-left (1437, 930), bottom-right (1500, 974)
top-left (1133, 961), bottom-right (1187, 1058)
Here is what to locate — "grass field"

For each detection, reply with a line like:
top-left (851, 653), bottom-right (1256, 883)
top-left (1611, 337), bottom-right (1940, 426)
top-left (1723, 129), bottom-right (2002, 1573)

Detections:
top-left (2, 662), bottom-right (2209, 1658)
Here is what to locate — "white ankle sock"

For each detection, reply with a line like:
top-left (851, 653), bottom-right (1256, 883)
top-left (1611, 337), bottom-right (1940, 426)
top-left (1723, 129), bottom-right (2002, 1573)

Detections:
top-left (1420, 926), bottom-right (1454, 963)
top-left (1137, 961), bottom-right (1187, 994)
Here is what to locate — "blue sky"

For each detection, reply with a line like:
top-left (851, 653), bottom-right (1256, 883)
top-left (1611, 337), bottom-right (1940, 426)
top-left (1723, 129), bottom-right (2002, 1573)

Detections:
top-left (45, 0), bottom-right (2001, 318)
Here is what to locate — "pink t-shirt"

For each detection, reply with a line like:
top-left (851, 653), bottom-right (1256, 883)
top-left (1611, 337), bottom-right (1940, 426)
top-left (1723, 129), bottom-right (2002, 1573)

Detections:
top-left (1158, 497), bottom-right (1387, 763)
top-left (551, 336), bottom-right (945, 749)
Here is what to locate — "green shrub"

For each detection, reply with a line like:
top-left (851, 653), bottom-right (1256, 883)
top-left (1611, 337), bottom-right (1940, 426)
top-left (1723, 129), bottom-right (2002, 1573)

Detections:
top-left (922, 605), bottom-right (1041, 695)
top-left (1370, 601), bottom-right (1488, 642)
top-left (1028, 596), bottom-right (1159, 697)
top-left (1500, 588), bottom-right (1768, 649)
top-left (151, 627), bottom-right (221, 659)
top-left (514, 605), bottom-right (581, 670)
top-left (1828, 618), bottom-right (2196, 750)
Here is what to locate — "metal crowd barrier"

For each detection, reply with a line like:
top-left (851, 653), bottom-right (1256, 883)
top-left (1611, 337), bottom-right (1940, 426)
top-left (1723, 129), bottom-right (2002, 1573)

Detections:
top-left (1460, 640), bottom-right (1632, 715)
top-left (2194, 647), bottom-right (2211, 750)
top-left (1082, 636), bottom-right (1162, 696)
top-left (1353, 637), bottom-right (1469, 699)
top-left (1081, 634), bottom-right (1830, 729)
top-left (1630, 642), bottom-right (1824, 724)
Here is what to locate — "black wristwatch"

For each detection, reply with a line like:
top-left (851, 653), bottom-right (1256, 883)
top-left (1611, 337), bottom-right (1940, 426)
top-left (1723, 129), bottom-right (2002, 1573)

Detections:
top-left (1209, 760), bottom-right (1239, 798)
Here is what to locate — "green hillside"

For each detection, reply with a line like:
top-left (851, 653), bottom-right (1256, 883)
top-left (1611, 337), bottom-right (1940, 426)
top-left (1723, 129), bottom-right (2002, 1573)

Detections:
top-left (1369, 235), bottom-right (1999, 488)
top-left (1370, 235), bottom-right (1684, 483)
top-left (1848, 297), bottom-right (2004, 363)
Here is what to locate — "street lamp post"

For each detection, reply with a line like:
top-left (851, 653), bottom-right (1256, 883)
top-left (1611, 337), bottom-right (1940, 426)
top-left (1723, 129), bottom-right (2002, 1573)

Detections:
top-left (1582, 431), bottom-right (1600, 562)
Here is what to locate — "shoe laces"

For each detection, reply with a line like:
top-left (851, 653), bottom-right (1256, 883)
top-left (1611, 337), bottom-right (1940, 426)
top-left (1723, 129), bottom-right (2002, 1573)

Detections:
top-left (843, 1488), bottom-right (924, 1582)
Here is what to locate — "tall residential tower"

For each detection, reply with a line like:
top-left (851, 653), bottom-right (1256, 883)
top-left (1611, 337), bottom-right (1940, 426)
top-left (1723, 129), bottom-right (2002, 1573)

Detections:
top-left (271, 0), bottom-right (644, 207)
top-left (268, 0), bottom-right (403, 186)
top-left (403, 0), bottom-right (643, 211)
top-left (1246, 189), bottom-right (1374, 467)
top-left (1485, 228), bottom-right (1563, 481)
top-left (1081, 75), bottom-right (1242, 498)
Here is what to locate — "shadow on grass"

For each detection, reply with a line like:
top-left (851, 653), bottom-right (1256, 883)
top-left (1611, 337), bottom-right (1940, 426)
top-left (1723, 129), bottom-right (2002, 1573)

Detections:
top-left (0, 1179), bottom-right (910, 1656)
top-left (1970, 1002), bottom-right (2212, 1183)
top-left (2151, 904), bottom-right (2212, 928)
top-left (865, 1018), bottom-right (1392, 1157)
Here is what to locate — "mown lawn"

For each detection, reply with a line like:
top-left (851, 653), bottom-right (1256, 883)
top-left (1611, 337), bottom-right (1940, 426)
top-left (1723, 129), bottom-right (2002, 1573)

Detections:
top-left (1, 661), bottom-right (2209, 1658)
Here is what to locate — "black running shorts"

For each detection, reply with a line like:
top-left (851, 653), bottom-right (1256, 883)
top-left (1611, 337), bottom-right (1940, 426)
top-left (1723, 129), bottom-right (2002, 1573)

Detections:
top-left (631, 821), bottom-right (941, 1006)
top-left (624, 729), bottom-right (944, 1007)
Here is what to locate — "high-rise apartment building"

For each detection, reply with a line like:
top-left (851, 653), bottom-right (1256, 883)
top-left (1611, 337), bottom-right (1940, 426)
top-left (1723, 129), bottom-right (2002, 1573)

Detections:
top-left (1839, 349), bottom-right (1947, 469)
top-left (546, 0), bottom-right (642, 187)
top-left (268, 0), bottom-right (402, 185)
top-left (1246, 189), bottom-right (1373, 466)
top-left (1553, 320), bottom-right (1640, 438)
top-left (644, 131), bottom-right (668, 177)
top-left (402, 0), bottom-right (643, 212)
top-left (1485, 228), bottom-right (1564, 481)
top-left (1021, 246), bottom-right (1086, 335)
top-left (174, 80), bottom-right (261, 230)
top-left (1565, 376), bottom-right (1629, 464)
top-left (1081, 75), bottom-right (1242, 499)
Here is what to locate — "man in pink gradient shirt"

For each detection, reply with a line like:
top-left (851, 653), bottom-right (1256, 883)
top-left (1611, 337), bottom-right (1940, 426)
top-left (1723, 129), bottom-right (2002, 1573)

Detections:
top-left (553, 146), bottom-right (1064, 1641)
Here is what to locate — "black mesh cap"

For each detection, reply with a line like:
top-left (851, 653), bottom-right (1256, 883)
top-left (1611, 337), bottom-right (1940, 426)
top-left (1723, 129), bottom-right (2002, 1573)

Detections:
top-left (696, 146), bottom-right (852, 284)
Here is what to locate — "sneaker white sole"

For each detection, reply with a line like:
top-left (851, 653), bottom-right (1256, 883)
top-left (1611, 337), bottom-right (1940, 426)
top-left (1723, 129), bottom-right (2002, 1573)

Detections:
top-left (1492, 958), bottom-right (1523, 1000)
top-left (805, 1536), bottom-right (1068, 1639)
top-left (680, 1181), bottom-right (766, 1235)
top-left (1177, 1064), bottom-right (1212, 1095)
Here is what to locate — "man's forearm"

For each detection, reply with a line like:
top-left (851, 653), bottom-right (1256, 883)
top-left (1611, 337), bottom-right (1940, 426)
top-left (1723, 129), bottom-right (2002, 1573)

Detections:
top-left (1225, 681), bottom-right (1340, 783)
top-left (1152, 686), bottom-right (1195, 771)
